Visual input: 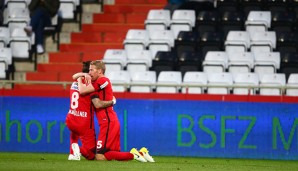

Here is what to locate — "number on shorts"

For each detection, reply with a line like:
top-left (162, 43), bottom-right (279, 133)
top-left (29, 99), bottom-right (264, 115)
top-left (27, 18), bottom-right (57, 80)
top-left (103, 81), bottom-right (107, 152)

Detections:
top-left (97, 140), bottom-right (102, 149)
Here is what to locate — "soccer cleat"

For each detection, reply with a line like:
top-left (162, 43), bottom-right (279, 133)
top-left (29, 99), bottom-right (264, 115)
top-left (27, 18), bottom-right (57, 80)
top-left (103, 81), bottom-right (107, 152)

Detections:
top-left (71, 143), bottom-right (81, 160)
top-left (139, 147), bottom-right (155, 162)
top-left (68, 154), bottom-right (80, 161)
top-left (130, 148), bottom-right (147, 162)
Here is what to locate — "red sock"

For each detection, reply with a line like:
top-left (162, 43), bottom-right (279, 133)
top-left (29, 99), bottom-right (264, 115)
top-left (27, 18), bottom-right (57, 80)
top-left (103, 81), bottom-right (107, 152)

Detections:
top-left (104, 151), bottom-right (134, 161)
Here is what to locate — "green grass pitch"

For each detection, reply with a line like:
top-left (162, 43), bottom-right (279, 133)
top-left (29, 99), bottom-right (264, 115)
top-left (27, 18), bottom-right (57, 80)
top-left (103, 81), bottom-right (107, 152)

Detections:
top-left (0, 152), bottom-right (297, 171)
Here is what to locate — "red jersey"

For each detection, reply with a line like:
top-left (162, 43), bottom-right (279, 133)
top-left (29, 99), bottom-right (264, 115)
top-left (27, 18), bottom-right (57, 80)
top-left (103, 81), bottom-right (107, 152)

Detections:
top-left (92, 76), bottom-right (118, 124)
top-left (66, 81), bottom-right (94, 129)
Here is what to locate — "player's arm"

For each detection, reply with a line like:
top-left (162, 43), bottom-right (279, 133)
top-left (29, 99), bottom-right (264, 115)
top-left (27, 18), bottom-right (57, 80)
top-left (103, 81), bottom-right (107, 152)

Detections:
top-left (72, 72), bottom-right (85, 80)
top-left (77, 76), bottom-right (95, 95)
top-left (91, 95), bottom-right (116, 109)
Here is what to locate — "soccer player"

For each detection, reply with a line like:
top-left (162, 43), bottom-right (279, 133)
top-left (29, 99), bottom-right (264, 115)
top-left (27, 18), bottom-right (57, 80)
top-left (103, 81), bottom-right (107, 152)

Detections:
top-left (66, 61), bottom-right (116, 161)
top-left (73, 60), bottom-right (155, 162)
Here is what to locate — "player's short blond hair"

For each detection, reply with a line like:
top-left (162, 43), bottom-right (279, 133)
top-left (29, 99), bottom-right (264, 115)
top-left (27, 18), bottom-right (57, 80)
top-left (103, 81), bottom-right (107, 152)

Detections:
top-left (90, 60), bottom-right (106, 74)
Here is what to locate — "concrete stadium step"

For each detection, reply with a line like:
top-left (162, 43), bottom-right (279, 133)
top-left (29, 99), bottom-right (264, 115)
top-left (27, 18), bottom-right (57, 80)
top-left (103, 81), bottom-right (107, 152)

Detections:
top-left (71, 32), bottom-right (126, 43)
top-left (26, 72), bottom-right (59, 81)
top-left (103, 3), bottom-right (165, 14)
top-left (59, 42), bottom-right (123, 52)
top-left (13, 84), bottom-right (71, 91)
top-left (48, 51), bottom-right (104, 63)
top-left (115, 0), bottom-right (168, 4)
top-left (37, 63), bottom-right (82, 72)
top-left (81, 23), bottom-right (144, 32)
top-left (49, 52), bottom-right (82, 63)
top-left (92, 13), bottom-right (147, 24)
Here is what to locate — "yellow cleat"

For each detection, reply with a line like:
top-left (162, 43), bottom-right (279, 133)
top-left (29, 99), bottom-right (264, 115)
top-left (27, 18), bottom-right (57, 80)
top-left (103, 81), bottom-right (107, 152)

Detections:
top-left (139, 147), bottom-right (155, 162)
top-left (130, 148), bottom-right (147, 162)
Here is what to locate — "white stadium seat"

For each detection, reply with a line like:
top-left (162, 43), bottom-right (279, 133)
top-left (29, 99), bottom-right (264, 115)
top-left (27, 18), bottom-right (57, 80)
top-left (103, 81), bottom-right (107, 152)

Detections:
top-left (286, 74), bottom-right (298, 96)
top-left (202, 51), bottom-right (228, 73)
top-left (245, 11), bottom-right (271, 36)
top-left (207, 72), bottom-right (233, 95)
top-left (224, 31), bottom-right (250, 55)
top-left (103, 49), bottom-right (127, 74)
top-left (126, 49), bottom-right (152, 73)
top-left (145, 9), bottom-right (171, 32)
top-left (228, 52), bottom-right (254, 74)
top-left (105, 70), bottom-right (131, 92)
top-left (182, 71), bottom-right (207, 94)
top-left (250, 31), bottom-right (276, 54)
top-left (130, 71), bottom-right (156, 93)
top-left (259, 73), bottom-right (286, 96)
top-left (156, 71), bottom-right (182, 93)
top-left (123, 29), bottom-right (150, 51)
top-left (170, 9), bottom-right (196, 38)
top-left (0, 27), bottom-right (11, 48)
top-left (9, 27), bottom-right (32, 59)
top-left (148, 29), bottom-right (175, 58)
top-left (233, 73), bottom-right (259, 95)
top-left (253, 52), bottom-right (280, 79)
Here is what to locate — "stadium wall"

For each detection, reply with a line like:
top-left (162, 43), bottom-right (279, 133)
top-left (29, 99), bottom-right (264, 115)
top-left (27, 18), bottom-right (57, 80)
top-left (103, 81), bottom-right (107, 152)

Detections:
top-left (0, 92), bottom-right (298, 160)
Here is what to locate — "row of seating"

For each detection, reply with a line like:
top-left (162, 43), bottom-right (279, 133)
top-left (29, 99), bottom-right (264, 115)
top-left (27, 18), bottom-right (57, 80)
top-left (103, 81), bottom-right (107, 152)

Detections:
top-left (106, 70), bottom-right (298, 96)
top-left (0, 0), bottom-right (83, 79)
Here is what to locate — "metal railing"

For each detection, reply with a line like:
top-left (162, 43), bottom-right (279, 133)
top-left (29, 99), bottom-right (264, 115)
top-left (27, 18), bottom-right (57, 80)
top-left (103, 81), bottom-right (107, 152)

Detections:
top-left (1, 80), bottom-right (297, 95)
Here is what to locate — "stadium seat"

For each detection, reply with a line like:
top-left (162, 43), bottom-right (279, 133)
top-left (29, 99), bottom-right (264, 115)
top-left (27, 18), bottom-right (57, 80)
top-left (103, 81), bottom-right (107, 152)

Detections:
top-left (239, 0), bottom-right (264, 17)
top-left (227, 52), bottom-right (254, 74)
top-left (152, 51), bottom-right (176, 77)
top-left (169, 9), bottom-right (196, 38)
top-left (219, 10), bottom-right (245, 39)
top-left (130, 71), bottom-right (156, 93)
top-left (0, 27), bottom-right (10, 48)
top-left (286, 73), bottom-right (298, 96)
top-left (271, 11), bottom-right (296, 32)
top-left (9, 27), bottom-right (32, 59)
top-left (105, 70), bottom-right (131, 92)
top-left (249, 31), bottom-right (276, 54)
top-left (195, 10), bottom-right (219, 35)
top-left (259, 73), bottom-right (286, 96)
top-left (123, 29), bottom-right (149, 51)
top-left (275, 31), bottom-right (298, 54)
top-left (280, 52), bottom-right (298, 80)
top-left (245, 11), bottom-right (271, 36)
top-left (202, 51), bottom-right (228, 73)
top-left (58, 0), bottom-right (78, 19)
top-left (176, 51), bottom-right (203, 77)
top-left (3, 7), bottom-right (30, 32)
top-left (0, 47), bottom-right (12, 70)
top-left (199, 31), bottom-right (224, 57)
top-left (253, 52), bottom-right (280, 79)
top-left (103, 49), bottom-right (127, 74)
top-left (207, 72), bottom-right (233, 95)
top-left (182, 71), bottom-right (207, 94)
top-left (156, 71), bottom-right (182, 93)
top-left (126, 49), bottom-right (152, 73)
top-left (224, 31), bottom-right (250, 55)
top-left (216, 0), bottom-right (239, 13)
top-left (0, 62), bottom-right (6, 79)
top-left (233, 72), bottom-right (259, 95)
top-left (148, 29), bottom-right (174, 58)
top-left (266, 0), bottom-right (289, 13)
top-left (174, 30), bottom-right (200, 58)
top-left (4, 0), bottom-right (28, 10)
top-left (145, 9), bottom-right (171, 32)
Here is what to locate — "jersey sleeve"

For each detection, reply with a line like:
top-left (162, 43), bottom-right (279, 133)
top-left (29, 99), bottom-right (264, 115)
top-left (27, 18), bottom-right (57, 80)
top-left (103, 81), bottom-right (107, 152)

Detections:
top-left (92, 77), bottom-right (110, 91)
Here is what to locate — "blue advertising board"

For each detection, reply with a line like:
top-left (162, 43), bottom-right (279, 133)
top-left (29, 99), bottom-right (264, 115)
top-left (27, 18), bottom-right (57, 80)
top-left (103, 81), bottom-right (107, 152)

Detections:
top-left (0, 96), bottom-right (297, 160)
